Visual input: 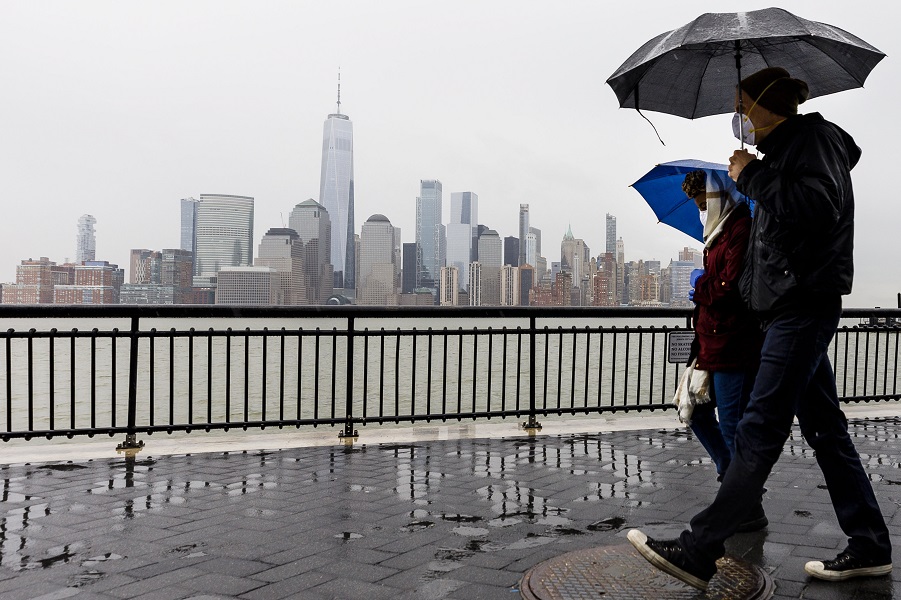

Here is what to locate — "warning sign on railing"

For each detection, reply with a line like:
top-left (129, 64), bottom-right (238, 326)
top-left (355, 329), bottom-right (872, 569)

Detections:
top-left (667, 331), bottom-right (695, 364)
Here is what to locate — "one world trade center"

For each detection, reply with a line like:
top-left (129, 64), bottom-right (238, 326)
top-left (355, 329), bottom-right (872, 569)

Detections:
top-left (318, 76), bottom-right (355, 296)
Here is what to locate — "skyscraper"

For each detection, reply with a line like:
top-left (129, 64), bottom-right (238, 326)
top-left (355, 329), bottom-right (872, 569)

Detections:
top-left (256, 228), bottom-right (306, 305)
top-left (439, 266), bottom-right (459, 306)
top-left (450, 192), bottom-right (478, 232)
top-left (606, 213), bottom-right (617, 256)
top-left (318, 78), bottom-right (355, 295)
top-left (504, 236), bottom-right (519, 267)
top-left (181, 198), bottom-right (197, 252)
top-left (193, 194), bottom-right (254, 286)
top-left (500, 265), bottom-right (520, 306)
top-left (402, 243), bottom-right (418, 294)
top-left (289, 199), bottom-right (333, 304)
top-left (415, 180), bottom-right (444, 298)
top-left (476, 229), bottom-right (502, 306)
top-left (358, 214), bottom-right (398, 305)
top-left (446, 191), bottom-right (477, 292)
top-left (518, 204), bottom-right (530, 266)
top-left (76, 215), bottom-right (97, 264)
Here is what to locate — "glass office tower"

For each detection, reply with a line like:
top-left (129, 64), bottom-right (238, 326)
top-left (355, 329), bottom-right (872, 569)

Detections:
top-left (192, 194), bottom-right (254, 286)
top-left (319, 98), bottom-right (355, 295)
top-left (415, 180), bottom-right (444, 297)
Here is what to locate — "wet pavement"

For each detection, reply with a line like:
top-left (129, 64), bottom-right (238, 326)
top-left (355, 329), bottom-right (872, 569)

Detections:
top-left (2, 411), bottom-right (901, 599)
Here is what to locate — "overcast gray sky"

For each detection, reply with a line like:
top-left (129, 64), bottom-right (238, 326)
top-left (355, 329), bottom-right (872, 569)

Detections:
top-left (1, 0), bottom-right (898, 307)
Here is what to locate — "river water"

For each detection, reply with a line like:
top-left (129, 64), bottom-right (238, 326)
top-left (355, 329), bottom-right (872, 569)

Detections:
top-left (0, 316), bottom-right (897, 436)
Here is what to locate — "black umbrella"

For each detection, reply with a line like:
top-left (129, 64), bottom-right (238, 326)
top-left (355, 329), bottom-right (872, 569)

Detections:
top-left (606, 7), bottom-right (885, 120)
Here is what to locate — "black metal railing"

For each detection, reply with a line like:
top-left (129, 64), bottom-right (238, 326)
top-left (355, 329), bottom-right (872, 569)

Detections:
top-left (0, 305), bottom-right (898, 446)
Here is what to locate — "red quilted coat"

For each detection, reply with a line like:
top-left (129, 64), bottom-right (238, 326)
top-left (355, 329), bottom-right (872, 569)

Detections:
top-left (693, 203), bottom-right (764, 372)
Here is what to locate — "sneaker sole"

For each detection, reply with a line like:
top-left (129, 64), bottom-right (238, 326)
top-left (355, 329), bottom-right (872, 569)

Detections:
top-left (804, 561), bottom-right (892, 581)
top-left (735, 516), bottom-right (768, 533)
top-left (627, 529), bottom-right (709, 591)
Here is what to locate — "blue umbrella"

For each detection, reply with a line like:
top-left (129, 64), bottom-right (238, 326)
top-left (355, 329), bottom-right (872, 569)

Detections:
top-left (631, 159), bottom-right (747, 242)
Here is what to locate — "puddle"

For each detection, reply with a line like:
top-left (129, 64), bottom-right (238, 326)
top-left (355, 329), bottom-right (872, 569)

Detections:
top-left (587, 516), bottom-right (626, 531)
top-left (82, 553), bottom-right (125, 566)
top-left (505, 535), bottom-right (558, 550)
top-left (335, 532), bottom-right (363, 540)
top-left (794, 510), bottom-right (812, 518)
top-left (435, 548), bottom-right (473, 562)
top-left (549, 526), bottom-right (583, 536)
top-left (465, 539), bottom-right (504, 552)
top-left (39, 464), bottom-right (88, 472)
top-left (39, 549), bottom-right (77, 569)
top-left (487, 517), bottom-right (521, 527)
top-left (380, 444), bottom-right (422, 451)
top-left (402, 520), bottom-right (435, 532)
top-left (348, 484), bottom-right (376, 493)
top-left (441, 514), bottom-right (482, 523)
top-left (0, 492), bottom-right (32, 502)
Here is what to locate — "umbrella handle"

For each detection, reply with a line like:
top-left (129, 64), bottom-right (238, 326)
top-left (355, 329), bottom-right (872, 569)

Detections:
top-left (735, 41), bottom-right (744, 151)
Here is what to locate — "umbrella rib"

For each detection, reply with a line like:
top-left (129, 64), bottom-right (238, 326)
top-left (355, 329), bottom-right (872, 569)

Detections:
top-left (691, 50), bottom-right (718, 120)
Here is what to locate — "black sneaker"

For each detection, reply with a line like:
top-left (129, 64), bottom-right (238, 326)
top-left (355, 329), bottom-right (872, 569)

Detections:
top-left (627, 529), bottom-right (714, 590)
top-left (805, 550), bottom-right (892, 581)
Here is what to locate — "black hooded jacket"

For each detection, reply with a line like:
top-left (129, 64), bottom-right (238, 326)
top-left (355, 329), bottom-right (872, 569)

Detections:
top-left (736, 113), bottom-right (858, 318)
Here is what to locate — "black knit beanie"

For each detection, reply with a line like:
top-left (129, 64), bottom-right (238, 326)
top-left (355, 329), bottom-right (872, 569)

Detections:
top-left (740, 67), bottom-right (810, 116)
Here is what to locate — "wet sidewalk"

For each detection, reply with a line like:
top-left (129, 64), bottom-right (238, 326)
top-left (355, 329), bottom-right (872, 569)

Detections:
top-left (1, 408), bottom-right (900, 600)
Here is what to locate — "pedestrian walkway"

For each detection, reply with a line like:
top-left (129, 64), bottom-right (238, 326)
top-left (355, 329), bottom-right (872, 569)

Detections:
top-left (1, 406), bottom-right (899, 599)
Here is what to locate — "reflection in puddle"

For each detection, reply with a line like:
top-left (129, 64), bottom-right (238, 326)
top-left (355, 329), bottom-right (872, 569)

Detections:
top-left (39, 463), bottom-right (88, 472)
top-left (587, 516), bottom-right (626, 531)
top-left (441, 514), bottom-right (482, 523)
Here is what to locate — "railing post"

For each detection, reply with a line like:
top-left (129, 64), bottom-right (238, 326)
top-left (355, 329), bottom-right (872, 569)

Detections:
top-left (339, 315), bottom-right (359, 440)
top-left (117, 316), bottom-right (144, 454)
top-left (523, 315), bottom-right (542, 430)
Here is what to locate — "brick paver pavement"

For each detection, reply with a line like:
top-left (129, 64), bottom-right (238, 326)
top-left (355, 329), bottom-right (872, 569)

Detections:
top-left (1, 416), bottom-right (900, 599)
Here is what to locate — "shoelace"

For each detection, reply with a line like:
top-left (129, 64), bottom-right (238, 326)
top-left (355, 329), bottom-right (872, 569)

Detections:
top-left (823, 552), bottom-right (857, 569)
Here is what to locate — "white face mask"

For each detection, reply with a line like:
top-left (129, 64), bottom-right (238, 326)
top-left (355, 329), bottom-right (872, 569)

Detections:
top-left (699, 209), bottom-right (708, 227)
top-left (732, 112), bottom-right (756, 145)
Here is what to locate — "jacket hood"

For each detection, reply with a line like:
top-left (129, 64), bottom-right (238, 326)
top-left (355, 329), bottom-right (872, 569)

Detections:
top-left (761, 113), bottom-right (861, 170)
top-left (808, 113), bottom-right (861, 171)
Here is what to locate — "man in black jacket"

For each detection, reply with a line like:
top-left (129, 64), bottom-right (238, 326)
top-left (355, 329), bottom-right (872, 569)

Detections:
top-left (628, 67), bottom-right (892, 590)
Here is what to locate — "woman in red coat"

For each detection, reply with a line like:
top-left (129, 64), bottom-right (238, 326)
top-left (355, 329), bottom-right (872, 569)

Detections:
top-left (683, 170), bottom-right (763, 505)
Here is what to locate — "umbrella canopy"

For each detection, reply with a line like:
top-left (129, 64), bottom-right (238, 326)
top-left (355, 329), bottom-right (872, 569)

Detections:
top-left (632, 159), bottom-right (746, 242)
top-left (607, 7), bottom-right (885, 119)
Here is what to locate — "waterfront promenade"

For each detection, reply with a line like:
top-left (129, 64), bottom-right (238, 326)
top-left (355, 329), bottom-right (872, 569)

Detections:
top-left (1, 405), bottom-right (900, 599)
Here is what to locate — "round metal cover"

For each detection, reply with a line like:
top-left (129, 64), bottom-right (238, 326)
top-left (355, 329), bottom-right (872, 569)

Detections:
top-left (520, 544), bottom-right (773, 599)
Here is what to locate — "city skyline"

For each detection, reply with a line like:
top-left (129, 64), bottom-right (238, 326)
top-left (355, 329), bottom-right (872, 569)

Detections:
top-left (1, 2), bottom-right (898, 306)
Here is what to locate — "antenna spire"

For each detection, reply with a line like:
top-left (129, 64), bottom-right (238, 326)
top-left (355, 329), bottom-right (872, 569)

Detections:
top-left (336, 68), bottom-right (341, 115)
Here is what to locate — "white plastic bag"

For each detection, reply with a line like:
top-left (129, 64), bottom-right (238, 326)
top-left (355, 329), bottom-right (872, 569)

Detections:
top-left (672, 360), bottom-right (711, 425)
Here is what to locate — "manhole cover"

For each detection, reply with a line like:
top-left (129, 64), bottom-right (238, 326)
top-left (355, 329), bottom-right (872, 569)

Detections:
top-left (520, 544), bottom-right (773, 599)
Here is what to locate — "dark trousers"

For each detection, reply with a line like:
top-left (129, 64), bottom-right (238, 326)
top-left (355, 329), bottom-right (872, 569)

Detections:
top-left (681, 309), bottom-right (892, 566)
